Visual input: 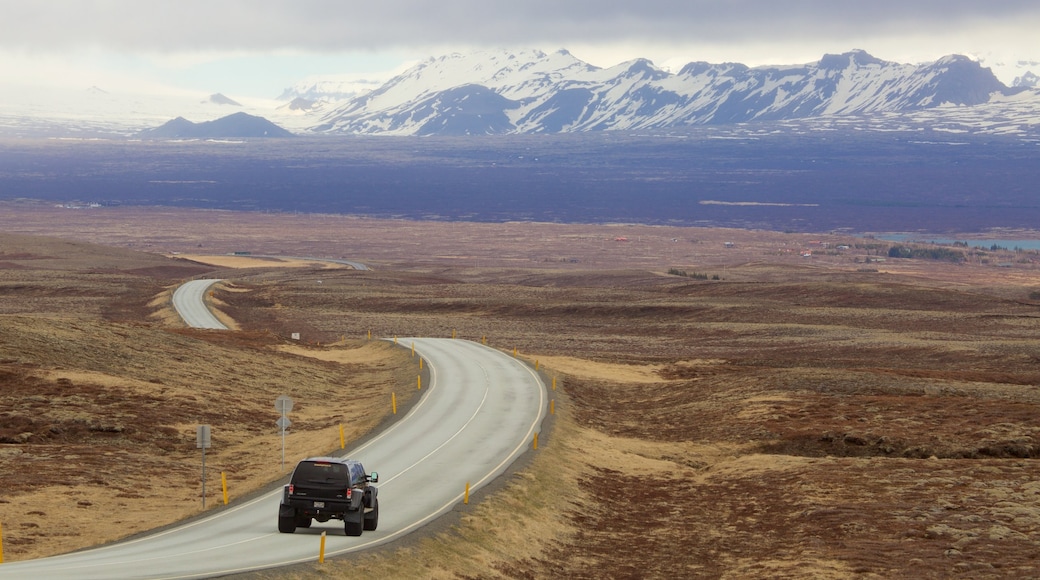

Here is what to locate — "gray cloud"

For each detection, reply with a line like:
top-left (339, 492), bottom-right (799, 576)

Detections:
top-left (2, 1), bottom-right (1037, 53)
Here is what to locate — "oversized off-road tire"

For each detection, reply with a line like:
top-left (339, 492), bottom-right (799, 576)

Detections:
top-left (363, 499), bottom-right (379, 531)
top-left (278, 513), bottom-right (297, 534)
top-left (345, 511), bottom-right (364, 536)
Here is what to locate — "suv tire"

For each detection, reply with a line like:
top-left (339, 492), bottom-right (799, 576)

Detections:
top-left (278, 513), bottom-right (297, 534)
top-left (345, 516), bottom-right (364, 537)
top-left (364, 499), bottom-right (379, 531)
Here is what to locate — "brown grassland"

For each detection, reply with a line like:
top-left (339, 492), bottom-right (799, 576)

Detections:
top-left (1, 204), bottom-right (1040, 578)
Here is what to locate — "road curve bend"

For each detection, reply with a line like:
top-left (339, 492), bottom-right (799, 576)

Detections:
top-left (0, 336), bottom-right (546, 579)
top-left (171, 279), bottom-right (227, 330)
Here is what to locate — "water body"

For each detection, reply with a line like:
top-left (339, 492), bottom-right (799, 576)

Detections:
top-left (877, 235), bottom-right (1040, 251)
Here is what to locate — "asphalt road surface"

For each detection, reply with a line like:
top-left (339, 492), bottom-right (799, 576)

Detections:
top-left (0, 288), bottom-right (545, 578)
top-left (171, 279), bottom-right (227, 330)
top-left (253, 255), bottom-right (370, 271)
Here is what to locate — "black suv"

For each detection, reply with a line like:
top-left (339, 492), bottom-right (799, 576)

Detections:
top-left (278, 457), bottom-right (379, 536)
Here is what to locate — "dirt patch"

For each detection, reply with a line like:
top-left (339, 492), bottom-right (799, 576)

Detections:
top-left (176, 254), bottom-right (353, 270)
top-left (532, 355), bottom-right (671, 383)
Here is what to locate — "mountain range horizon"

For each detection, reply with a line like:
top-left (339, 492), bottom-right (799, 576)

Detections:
top-left (2, 47), bottom-right (1039, 140)
top-left (281, 47), bottom-right (1040, 102)
top-left (305, 47), bottom-right (1034, 136)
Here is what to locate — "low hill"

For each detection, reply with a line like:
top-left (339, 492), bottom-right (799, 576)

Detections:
top-left (0, 232), bottom-right (413, 560)
top-left (136, 112), bottom-right (294, 139)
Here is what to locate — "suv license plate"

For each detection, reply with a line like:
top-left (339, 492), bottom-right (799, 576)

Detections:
top-left (313, 501), bottom-right (325, 508)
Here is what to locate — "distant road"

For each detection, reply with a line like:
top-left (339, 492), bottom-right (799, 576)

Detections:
top-left (171, 278), bottom-right (227, 329)
top-left (254, 255), bottom-right (370, 271)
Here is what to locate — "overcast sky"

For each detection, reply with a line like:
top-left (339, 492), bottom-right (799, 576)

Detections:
top-left (2, 1), bottom-right (1038, 98)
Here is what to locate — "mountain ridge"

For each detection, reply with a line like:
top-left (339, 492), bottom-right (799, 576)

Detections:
top-left (309, 49), bottom-right (1034, 136)
top-left (136, 112), bottom-right (294, 139)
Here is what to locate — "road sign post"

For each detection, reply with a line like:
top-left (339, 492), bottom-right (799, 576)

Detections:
top-left (197, 425), bottom-right (211, 508)
top-left (275, 395), bottom-right (294, 469)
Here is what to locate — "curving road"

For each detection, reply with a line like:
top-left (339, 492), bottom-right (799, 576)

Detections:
top-left (253, 255), bottom-right (370, 271)
top-left (171, 279), bottom-right (227, 330)
top-left (0, 287), bottom-right (545, 578)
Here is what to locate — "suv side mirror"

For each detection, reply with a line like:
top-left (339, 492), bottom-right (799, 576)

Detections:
top-left (369, 471), bottom-right (379, 483)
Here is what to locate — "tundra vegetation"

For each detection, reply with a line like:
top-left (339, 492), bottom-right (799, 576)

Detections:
top-left (1, 207), bottom-right (1039, 578)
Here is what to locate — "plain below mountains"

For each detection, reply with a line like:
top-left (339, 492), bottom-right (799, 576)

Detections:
top-left (137, 112), bottom-right (294, 139)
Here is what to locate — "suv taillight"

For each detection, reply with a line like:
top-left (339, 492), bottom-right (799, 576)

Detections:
top-left (345, 488), bottom-right (352, 500)
top-left (288, 484), bottom-right (294, 495)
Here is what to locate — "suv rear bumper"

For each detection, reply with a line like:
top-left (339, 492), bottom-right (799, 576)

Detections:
top-left (282, 497), bottom-right (358, 518)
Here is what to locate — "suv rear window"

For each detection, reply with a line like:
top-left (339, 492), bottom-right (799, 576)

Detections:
top-left (293, 461), bottom-right (351, 484)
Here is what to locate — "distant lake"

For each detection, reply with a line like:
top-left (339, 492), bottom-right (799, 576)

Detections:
top-left (877, 235), bottom-right (1040, 251)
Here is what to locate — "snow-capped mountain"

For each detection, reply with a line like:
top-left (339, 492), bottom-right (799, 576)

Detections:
top-left (277, 76), bottom-right (388, 103)
top-left (312, 49), bottom-right (1036, 136)
top-left (1, 48), bottom-right (1037, 139)
top-left (972, 53), bottom-right (1040, 89)
top-left (1015, 71), bottom-right (1040, 89)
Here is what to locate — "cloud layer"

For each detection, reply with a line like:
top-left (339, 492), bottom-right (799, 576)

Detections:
top-left (3, 1), bottom-right (1038, 55)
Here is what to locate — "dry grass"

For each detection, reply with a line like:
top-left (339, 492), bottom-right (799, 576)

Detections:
top-left (3, 208), bottom-right (1040, 578)
top-left (0, 239), bottom-right (418, 559)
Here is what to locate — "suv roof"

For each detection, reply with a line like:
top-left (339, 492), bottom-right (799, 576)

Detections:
top-left (291, 457), bottom-right (367, 486)
top-left (300, 456), bottom-right (358, 465)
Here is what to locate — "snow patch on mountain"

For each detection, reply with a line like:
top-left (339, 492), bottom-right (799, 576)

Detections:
top-left (1, 48), bottom-right (1037, 139)
top-left (277, 75), bottom-right (386, 102)
top-left (1014, 71), bottom-right (1040, 88)
top-left (314, 48), bottom-right (1028, 136)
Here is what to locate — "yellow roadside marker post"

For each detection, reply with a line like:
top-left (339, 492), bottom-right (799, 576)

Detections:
top-left (552, 377), bottom-right (557, 391)
top-left (418, 375), bottom-right (422, 390)
top-left (452, 328), bottom-right (457, 339)
top-left (319, 531), bottom-right (327, 563)
top-left (339, 424), bottom-right (345, 449)
top-left (392, 393), bottom-right (397, 415)
top-left (420, 358), bottom-right (423, 370)
top-left (411, 342), bottom-right (415, 357)
top-left (533, 433), bottom-right (539, 450)
top-left (535, 360), bottom-right (539, 370)
top-left (221, 472), bottom-right (229, 505)
top-left (550, 400), bottom-right (555, 415)
top-left (464, 482), bottom-right (470, 505)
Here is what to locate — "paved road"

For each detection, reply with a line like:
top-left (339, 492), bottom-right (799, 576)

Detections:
top-left (171, 279), bottom-right (227, 330)
top-left (253, 255), bottom-right (370, 271)
top-left (0, 273), bottom-right (544, 578)
top-left (0, 338), bottom-right (545, 579)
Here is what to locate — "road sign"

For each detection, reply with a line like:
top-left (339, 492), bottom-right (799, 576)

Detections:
top-left (275, 395), bottom-right (294, 414)
top-left (197, 425), bottom-right (211, 508)
top-left (196, 425), bottom-right (211, 449)
top-left (275, 395), bottom-right (294, 469)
